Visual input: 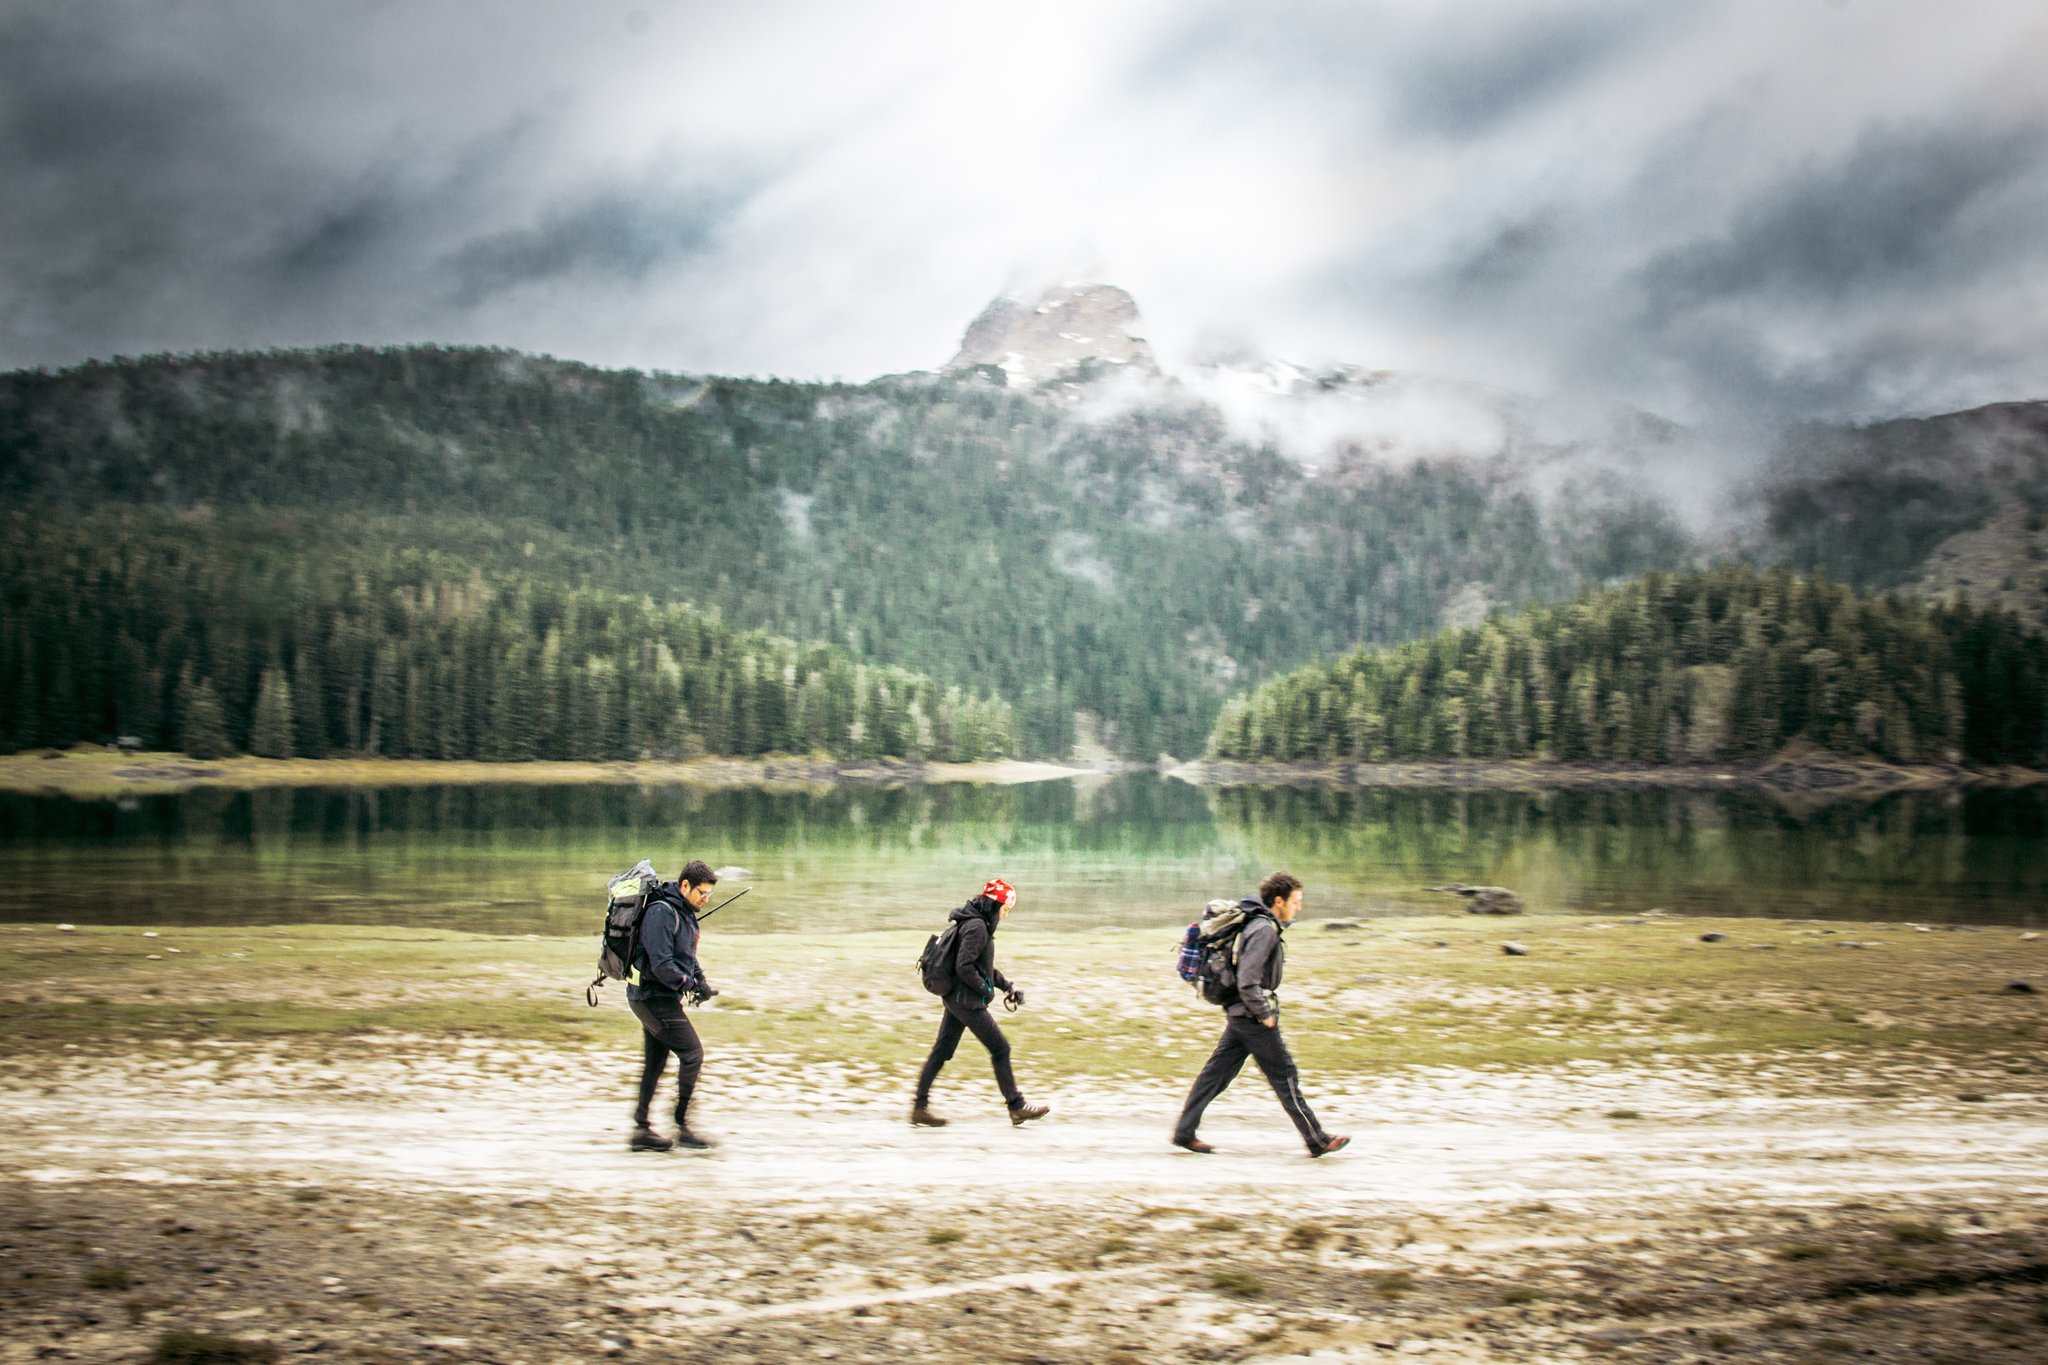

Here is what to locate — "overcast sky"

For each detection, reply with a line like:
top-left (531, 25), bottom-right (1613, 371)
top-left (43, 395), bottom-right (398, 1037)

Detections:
top-left (4, 0), bottom-right (2045, 425)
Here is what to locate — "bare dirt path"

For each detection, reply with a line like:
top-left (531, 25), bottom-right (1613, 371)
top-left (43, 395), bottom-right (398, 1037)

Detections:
top-left (6, 1050), bottom-right (2045, 1209)
top-left (4, 1046), bottom-right (2046, 1363)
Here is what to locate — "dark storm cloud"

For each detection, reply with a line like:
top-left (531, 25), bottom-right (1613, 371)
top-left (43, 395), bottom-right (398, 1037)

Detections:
top-left (1637, 121), bottom-right (2048, 310)
top-left (2, 0), bottom-right (2044, 429)
top-left (1385, 6), bottom-right (1669, 139)
top-left (250, 107), bottom-right (598, 302)
top-left (1441, 214), bottom-right (1560, 296)
top-left (1130, 1), bottom-right (1685, 140)
top-left (1302, 8), bottom-right (2048, 424)
top-left (0, 7), bottom-right (413, 356)
top-left (0, 1), bottom-right (783, 370)
top-left (0, 21), bottom-right (221, 171)
top-left (1577, 117), bottom-right (2048, 421)
top-left (0, 11), bottom-right (262, 332)
top-left (272, 182), bottom-right (417, 285)
top-left (446, 179), bottom-right (749, 308)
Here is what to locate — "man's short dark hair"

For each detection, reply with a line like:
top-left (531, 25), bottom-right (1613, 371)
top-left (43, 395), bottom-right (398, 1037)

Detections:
top-left (1258, 871), bottom-right (1303, 908)
top-left (680, 859), bottom-right (718, 888)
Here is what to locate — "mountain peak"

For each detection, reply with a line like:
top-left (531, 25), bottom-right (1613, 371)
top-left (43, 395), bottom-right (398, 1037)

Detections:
top-left (945, 282), bottom-right (1157, 387)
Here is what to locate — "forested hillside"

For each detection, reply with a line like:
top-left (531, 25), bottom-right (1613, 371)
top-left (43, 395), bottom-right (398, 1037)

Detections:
top-left (1211, 566), bottom-right (2048, 767)
top-left (0, 345), bottom-right (1689, 758)
top-left (0, 512), bottom-right (1012, 762)
top-left (1757, 401), bottom-right (2048, 590)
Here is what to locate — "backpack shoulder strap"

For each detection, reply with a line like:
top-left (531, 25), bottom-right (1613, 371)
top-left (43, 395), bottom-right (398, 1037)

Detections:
top-left (1226, 908), bottom-right (1272, 962)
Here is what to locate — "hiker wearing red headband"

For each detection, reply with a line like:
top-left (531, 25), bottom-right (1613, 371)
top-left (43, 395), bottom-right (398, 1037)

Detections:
top-left (911, 879), bottom-right (1050, 1128)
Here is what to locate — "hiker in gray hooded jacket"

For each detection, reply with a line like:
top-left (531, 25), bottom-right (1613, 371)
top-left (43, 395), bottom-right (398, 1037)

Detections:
top-left (1171, 871), bottom-right (1349, 1157)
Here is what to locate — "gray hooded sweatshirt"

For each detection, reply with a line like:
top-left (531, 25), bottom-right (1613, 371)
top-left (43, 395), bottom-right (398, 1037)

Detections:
top-left (1224, 896), bottom-right (1285, 1021)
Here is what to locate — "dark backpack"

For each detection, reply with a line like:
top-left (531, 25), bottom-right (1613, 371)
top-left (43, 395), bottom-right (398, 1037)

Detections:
top-left (1176, 899), bottom-right (1252, 1005)
top-left (917, 920), bottom-right (963, 997)
top-left (585, 859), bottom-right (660, 1007)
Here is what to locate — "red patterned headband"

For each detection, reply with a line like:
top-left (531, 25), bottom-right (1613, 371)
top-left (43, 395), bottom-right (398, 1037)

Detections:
top-left (981, 878), bottom-right (1015, 906)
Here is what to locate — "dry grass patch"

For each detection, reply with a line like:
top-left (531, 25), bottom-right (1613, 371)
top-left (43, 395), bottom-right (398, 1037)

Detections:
top-left (150, 1332), bottom-right (279, 1364)
top-left (1209, 1267), bottom-right (1264, 1296)
top-left (1888, 1221), bottom-right (1949, 1245)
top-left (5, 915), bottom-right (2041, 1091)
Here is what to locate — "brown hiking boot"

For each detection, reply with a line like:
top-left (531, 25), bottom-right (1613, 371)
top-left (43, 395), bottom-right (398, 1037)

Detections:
top-left (628, 1125), bottom-right (674, 1152)
top-left (910, 1106), bottom-right (949, 1127)
top-left (1173, 1135), bottom-right (1215, 1153)
top-left (1308, 1133), bottom-right (1351, 1158)
top-left (1009, 1102), bottom-right (1049, 1126)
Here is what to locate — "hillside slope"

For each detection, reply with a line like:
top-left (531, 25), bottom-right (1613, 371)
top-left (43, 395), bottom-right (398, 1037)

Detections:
top-left (0, 342), bottom-right (1688, 757)
top-left (1753, 400), bottom-right (2048, 591)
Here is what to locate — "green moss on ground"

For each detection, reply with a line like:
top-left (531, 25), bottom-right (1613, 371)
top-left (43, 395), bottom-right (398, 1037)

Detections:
top-left (1, 917), bottom-right (2040, 1081)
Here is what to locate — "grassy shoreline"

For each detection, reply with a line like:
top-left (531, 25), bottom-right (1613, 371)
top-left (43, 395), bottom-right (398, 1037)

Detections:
top-left (1175, 753), bottom-right (2048, 794)
top-left (5, 915), bottom-right (2039, 1084)
top-left (0, 748), bottom-right (1093, 797)
top-left (9, 747), bottom-right (2047, 798)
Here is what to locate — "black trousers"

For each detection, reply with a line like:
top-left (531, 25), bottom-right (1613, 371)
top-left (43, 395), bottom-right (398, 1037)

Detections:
top-left (629, 994), bottom-right (703, 1127)
top-left (915, 1000), bottom-right (1022, 1108)
top-left (1173, 1014), bottom-right (1330, 1148)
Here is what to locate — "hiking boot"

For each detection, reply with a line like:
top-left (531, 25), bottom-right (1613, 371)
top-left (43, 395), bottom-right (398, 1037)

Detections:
top-left (1172, 1135), bottom-right (1215, 1154)
top-left (1307, 1133), bottom-right (1351, 1158)
top-left (1009, 1102), bottom-right (1050, 1126)
top-left (910, 1106), bottom-right (949, 1127)
top-left (628, 1125), bottom-right (674, 1153)
top-left (671, 1127), bottom-right (715, 1150)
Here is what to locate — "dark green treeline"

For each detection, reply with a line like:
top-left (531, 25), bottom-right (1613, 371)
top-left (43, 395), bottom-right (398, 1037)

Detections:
top-left (0, 345), bottom-right (1692, 758)
top-left (1211, 566), bottom-right (2048, 766)
top-left (0, 514), bottom-right (1013, 761)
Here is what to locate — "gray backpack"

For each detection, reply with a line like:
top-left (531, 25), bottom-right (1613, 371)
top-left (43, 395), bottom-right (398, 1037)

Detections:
top-left (1185, 899), bottom-right (1252, 1005)
top-left (585, 859), bottom-right (660, 1006)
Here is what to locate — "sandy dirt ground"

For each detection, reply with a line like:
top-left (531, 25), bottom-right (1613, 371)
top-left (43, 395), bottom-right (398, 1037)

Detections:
top-left (4, 1043), bottom-right (2045, 1364)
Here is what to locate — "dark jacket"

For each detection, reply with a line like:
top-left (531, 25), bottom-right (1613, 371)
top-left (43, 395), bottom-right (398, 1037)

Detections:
top-left (945, 896), bottom-right (1014, 1008)
top-left (1224, 897), bottom-right (1285, 1021)
top-left (628, 882), bottom-right (707, 1003)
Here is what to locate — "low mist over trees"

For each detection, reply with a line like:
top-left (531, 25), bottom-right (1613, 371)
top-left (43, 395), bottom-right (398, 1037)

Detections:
top-left (1212, 566), bottom-right (2048, 767)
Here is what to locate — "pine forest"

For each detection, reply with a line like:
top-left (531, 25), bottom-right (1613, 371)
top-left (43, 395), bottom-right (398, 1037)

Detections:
top-left (1211, 566), bottom-right (2048, 767)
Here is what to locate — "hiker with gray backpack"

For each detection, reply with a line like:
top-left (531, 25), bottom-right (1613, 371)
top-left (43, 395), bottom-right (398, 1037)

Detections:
top-left (911, 878), bottom-right (1050, 1129)
top-left (1171, 871), bottom-right (1349, 1158)
top-left (589, 858), bottom-right (731, 1152)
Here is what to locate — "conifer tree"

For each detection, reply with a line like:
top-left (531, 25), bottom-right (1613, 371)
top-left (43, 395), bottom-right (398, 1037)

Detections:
top-left (179, 676), bottom-right (234, 759)
top-left (249, 667), bottom-right (295, 758)
top-left (1209, 565), bottom-right (2048, 769)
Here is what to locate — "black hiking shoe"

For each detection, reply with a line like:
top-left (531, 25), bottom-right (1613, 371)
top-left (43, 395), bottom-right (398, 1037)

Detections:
top-left (1172, 1135), bottom-right (1215, 1154)
top-left (671, 1127), bottom-right (715, 1150)
top-left (910, 1106), bottom-right (949, 1127)
top-left (1307, 1133), bottom-right (1351, 1158)
top-left (629, 1126), bottom-right (674, 1153)
top-left (1009, 1102), bottom-right (1049, 1126)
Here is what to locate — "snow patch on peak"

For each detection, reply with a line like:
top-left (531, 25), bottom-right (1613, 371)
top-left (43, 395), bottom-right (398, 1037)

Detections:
top-left (946, 283), bottom-right (1157, 388)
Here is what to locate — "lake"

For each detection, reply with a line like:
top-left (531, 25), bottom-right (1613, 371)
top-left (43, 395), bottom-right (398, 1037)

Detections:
top-left (1, 776), bottom-right (2043, 932)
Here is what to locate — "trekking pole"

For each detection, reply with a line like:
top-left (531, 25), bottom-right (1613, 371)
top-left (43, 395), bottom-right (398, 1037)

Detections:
top-left (696, 886), bottom-right (751, 922)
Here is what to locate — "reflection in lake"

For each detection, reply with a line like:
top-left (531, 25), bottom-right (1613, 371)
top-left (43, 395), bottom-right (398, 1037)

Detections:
top-left (1209, 784), bottom-right (2048, 928)
top-left (0, 777), bottom-right (2041, 931)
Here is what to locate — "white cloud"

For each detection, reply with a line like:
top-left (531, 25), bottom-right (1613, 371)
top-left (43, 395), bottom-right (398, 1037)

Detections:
top-left (3, 0), bottom-right (2045, 428)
